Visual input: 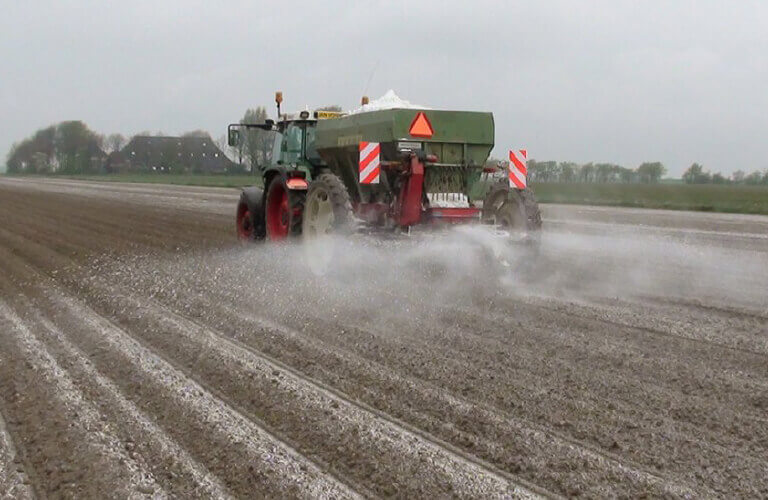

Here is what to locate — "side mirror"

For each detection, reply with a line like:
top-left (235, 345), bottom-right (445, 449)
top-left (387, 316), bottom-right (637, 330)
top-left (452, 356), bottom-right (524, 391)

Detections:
top-left (228, 129), bottom-right (240, 147)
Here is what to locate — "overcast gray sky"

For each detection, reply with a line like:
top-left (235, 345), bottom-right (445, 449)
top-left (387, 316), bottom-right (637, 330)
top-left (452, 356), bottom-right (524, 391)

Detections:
top-left (1, 0), bottom-right (766, 175)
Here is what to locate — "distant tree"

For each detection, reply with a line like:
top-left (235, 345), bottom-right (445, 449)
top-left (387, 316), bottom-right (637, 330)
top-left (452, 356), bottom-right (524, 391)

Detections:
top-left (636, 162), bottom-right (666, 184)
top-left (6, 125), bottom-right (58, 173)
top-left (241, 107), bottom-right (271, 171)
top-left (106, 133), bottom-right (126, 153)
top-left (732, 170), bottom-right (745, 183)
top-left (526, 159), bottom-right (539, 181)
top-left (215, 134), bottom-right (238, 164)
top-left (711, 172), bottom-right (728, 184)
top-left (6, 143), bottom-right (19, 173)
top-left (595, 163), bottom-right (618, 183)
top-left (763, 170), bottom-right (768, 185)
top-left (579, 163), bottom-right (595, 183)
top-left (744, 170), bottom-right (763, 185)
top-left (560, 162), bottom-right (577, 183)
top-left (536, 161), bottom-right (559, 182)
top-left (54, 121), bottom-right (103, 174)
top-left (683, 163), bottom-right (705, 184)
top-left (618, 166), bottom-right (635, 183)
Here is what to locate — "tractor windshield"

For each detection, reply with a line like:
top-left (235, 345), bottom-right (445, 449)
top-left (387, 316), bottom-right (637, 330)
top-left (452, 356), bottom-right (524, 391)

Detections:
top-left (281, 124), bottom-right (303, 163)
top-left (277, 122), bottom-right (323, 165)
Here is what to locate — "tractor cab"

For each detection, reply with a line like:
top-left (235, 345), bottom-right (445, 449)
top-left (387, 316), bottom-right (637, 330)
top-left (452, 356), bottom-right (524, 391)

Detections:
top-left (273, 114), bottom-right (322, 168)
top-left (272, 108), bottom-right (345, 169)
top-left (227, 101), bottom-right (340, 177)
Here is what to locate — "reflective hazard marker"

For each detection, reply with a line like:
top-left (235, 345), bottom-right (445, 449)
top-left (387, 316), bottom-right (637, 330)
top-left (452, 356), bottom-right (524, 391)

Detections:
top-left (509, 149), bottom-right (527, 189)
top-left (409, 112), bottom-right (434, 138)
top-left (359, 141), bottom-right (381, 184)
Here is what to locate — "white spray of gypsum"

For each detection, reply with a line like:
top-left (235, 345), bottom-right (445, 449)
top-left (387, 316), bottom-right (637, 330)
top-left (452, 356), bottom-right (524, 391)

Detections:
top-left (87, 221), bottom-right (768, 335)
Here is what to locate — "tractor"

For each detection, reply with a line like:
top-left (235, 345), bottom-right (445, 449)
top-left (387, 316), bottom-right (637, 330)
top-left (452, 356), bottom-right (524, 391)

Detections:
top-left (229, 92), bottom-right (541, 265)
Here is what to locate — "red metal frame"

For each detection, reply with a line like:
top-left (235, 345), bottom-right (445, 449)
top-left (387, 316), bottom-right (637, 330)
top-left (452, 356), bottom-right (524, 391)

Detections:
top-left (353, 154), bottom-right (482, 229)
top-left (395, 155), bottom-right (424, 227)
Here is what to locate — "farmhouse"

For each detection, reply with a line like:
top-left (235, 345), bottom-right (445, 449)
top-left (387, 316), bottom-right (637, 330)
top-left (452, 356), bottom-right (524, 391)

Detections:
top-left (105, 135), bottom-right (235, 173)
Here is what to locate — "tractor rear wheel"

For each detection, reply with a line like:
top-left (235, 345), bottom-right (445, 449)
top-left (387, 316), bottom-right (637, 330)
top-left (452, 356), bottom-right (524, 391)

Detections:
top-left (483, 181), bottom-right (542, 233)
top-left (265, 176), bottom-right (304, 241)
top-left (303, 173), bottom-right (353, 239)
top-left (482, 182), bottom-right (542, 269)
top-left (302, 173), bottom-right (353, 275)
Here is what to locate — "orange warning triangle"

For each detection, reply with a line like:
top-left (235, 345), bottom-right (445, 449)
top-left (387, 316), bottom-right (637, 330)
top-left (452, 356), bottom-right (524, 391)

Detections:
top-left (409, 112), bottom-right (434, 138)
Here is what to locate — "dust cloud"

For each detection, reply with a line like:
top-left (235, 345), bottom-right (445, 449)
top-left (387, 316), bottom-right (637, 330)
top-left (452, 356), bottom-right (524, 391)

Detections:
top-left (94, 223), bottom-right (768, 333)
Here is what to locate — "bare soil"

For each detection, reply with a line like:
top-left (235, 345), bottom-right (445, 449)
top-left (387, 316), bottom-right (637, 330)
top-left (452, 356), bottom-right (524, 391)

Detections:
top-left (1, 178), bottom-right (766, 498)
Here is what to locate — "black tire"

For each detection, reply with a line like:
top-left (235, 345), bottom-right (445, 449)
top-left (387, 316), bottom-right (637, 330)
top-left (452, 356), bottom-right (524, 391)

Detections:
top-left (236, 191), bottom-right (266, 242)
top-left (483, 181), bottom-right (542, 233)
top-left (302, 172), bottom-right (353, 238)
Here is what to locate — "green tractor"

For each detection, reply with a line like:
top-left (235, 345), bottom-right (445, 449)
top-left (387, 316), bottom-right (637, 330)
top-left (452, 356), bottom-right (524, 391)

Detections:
top-left (230, 92), bottom-right (541, 255)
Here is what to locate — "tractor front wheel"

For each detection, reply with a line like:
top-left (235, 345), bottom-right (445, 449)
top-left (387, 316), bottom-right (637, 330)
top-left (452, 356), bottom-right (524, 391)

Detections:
top-left (236, 189), bottom-right (266, 242)
top-left (236, 201), bottom-right (255, 241)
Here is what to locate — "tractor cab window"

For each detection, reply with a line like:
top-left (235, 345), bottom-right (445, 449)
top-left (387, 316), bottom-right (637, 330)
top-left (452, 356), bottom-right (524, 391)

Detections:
top-left (271, 131), bottom-right (282, 165)
top-left (280, 123), bottom-right (303, 163)
top-left (304, 124), bottom-right (322, 164)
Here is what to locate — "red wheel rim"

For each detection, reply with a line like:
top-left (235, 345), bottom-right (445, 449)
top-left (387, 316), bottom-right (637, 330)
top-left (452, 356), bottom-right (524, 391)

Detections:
top-left (266, 180), bottom-right (289, 240)
top-left (236, 203), bottom-right (252, 240)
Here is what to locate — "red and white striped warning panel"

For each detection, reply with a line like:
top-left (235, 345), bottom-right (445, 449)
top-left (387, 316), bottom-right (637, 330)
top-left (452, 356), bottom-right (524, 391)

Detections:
top-left (359, 141), bottom-right (381, 184)
top-left (509, 149), bottom-right (527, 189)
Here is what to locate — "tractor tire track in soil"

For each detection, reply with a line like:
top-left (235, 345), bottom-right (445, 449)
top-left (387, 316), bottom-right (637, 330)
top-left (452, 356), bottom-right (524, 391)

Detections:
top-left (1, 178), bottom-right (767, 498)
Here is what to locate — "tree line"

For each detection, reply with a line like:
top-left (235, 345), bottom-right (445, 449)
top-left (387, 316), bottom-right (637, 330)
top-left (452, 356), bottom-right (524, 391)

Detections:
top-left (4, 104), bottom-right (347, 176)
top-left (682, 163), bottom-right (768, 185)
top-left (522, 160), bottom-right (667, 184)
top-left (5, 109), bottom-right (279, 175)
top-left (8, 116), bottom-right (765, 184)
top-left (4, 121), bottom-right (234, 175)
top-left (6, 121), bottom-right (112, 174)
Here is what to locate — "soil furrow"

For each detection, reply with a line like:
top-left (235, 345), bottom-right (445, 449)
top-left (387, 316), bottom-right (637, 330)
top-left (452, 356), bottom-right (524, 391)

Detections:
top-left (0, 220), bottom-right (737, 498)
top-left (0, 226), bottom-right (542, 497)
top-left (0, 216), bottom-right (692, 497)
top-left (0, 266), bottom-right (361, 499)
top-left (0, 300), bottom-right (166, 499)
top-left (153, 261), bottom-right (768, 474)
top-left (50, 265), bottom-right (541, 498)
top-left (0, 277), bottom-right (235, 498)
top-left (2, 178), bottom-right (767, 498)
top-left (0, 369), bottom-right (36, 500)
